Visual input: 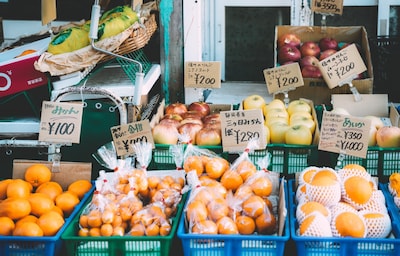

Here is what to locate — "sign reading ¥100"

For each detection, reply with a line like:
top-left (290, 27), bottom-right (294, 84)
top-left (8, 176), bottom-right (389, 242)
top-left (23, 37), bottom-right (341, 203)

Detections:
top-left (39, 101), bottom-right (83, 144)
top-left (110, 119), bottom-right (155, 156)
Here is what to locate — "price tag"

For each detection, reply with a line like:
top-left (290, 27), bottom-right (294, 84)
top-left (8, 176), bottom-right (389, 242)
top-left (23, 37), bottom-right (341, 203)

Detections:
top-left (41, 0), bottom-right (57, 25)
top-left (39, 101), bottom-right (83, 144)
top-left (318, 111), bottom-right (371, 158)
top-left (311, 0), bottom-right (343, 15)
top-left (263, 63), bottom-right (304, 94)
top-left (184, 61), bottom-right (221, 88)
top-left (220, 109), bottom-right (266, 152)
top-left (317, 44), bottom-right (367, 89)
top-left (110, 119), bottom-right (154, 157)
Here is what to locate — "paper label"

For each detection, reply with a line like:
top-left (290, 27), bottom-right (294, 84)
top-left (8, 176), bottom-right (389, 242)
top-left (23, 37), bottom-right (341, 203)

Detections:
top-left (184, 61), bottom-right (221, 88)
top-left (311, 0), bottom-right (344, 15)
top-left (263, 63), bottom-right (304, 94)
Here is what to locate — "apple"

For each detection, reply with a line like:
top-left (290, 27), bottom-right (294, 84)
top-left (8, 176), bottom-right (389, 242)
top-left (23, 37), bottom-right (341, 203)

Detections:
top-left (152, 123), bottom-right (179, 144)
top-left (264, 124), bottom-right (271, 144)
top-left (319, 49), bottom-right (337, 61)
top-left (277, 33), bottom-right (301, 48)
top-left (203, 113), bottom-right (220, 124)
top-left (299, 55), bottom-right (319, 68)
top-left (180, 117), bottom-right (203, 126)
top-left (285, 124), bottom-right (313, 145)
top-left (195, 127), bottom-right (222, 146)
top-left (158, 118), bottom-right (181, 128)
top-left (289, 111), bottom-right (313, 121)
top-left (178, 123), bottom-right (203, 144)
top-left (364, 115), bottom-right (384, 130)
top-left (243, 94), bottom-right (266, 110)
top-left (301, 65), bottom-right (322, 79)
top-left (376, 126), bottom-right (400, 148)
top-left (368, 126), bottom-right (378, 146)
top-left (269, 122), bottom-right (290, 144)
top-left (162, 113), bottom-right (183, 122)
top-left (165, 102), bottom-right (187, 115)
top-left (264, 108), bottom-right (289, 122)
top-left (263, 99), bottom-right (286, 115)
top-left (181, 111), bottom-right (203, 120)
top-left (287, 100), bottom-right (311, 115)
top-left (188, 102), bottom-right (211, 117)
top-left (319, 37), bottom-right (338, 51)
top-left (300, 41), bottom-right (320, 57)
top-left (265, 116), bottom-right (289, 128)
top-left (289, 116), bottom-right (316, 134)
top-left (278, 44), bottom-right (302, 64)
top-left (203, 119), bottom-right (221, 131)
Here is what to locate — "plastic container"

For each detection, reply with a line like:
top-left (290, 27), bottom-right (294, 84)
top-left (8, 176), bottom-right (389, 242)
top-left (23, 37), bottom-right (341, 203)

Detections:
top-left (0, 183), bottom-right (94, 256)
top-left (288, 179), bottom-right (400, 255)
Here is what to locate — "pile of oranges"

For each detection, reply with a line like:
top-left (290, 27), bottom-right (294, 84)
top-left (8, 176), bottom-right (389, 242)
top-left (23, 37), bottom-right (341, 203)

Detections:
top-left (77, 170), bottom-right (185, 237)
top-left (183, 154), bottom-right (278, 236)
top-left (388, 172), bottom-right (400, 208)
top-left (0, 163), bottom-right (92, 237)
top-left (296, 164), bottom-right (392, 239)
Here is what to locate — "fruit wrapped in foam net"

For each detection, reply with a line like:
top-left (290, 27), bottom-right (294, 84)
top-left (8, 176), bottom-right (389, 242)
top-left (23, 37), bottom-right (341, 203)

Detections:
top-left (331, 211), bottom-right (368, 238)
top-left (297, 211), bottom-right (332, 238)
top-left (304, 168), bottom-right (341, 207)
top-left (359, 210), bottom-right (392, 238)
top-left (340, 175), bottom-right (374, 210)
top-left (296, 200), bottom-right (332, 225)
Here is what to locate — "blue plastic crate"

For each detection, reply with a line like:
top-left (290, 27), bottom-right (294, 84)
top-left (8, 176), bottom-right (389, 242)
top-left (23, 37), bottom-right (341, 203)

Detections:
top-left (177, 180), bottom-right (290, 256)
top-left (0, 182), bottom-right (95, 256)
top-left (288, 179), bottom-right (400, 255)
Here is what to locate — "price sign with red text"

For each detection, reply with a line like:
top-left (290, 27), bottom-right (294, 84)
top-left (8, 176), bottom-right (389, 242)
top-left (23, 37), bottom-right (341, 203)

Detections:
top-left (318, 111), bottom-right (371, 158)
top-left (311, 0), bottom-right (343, 15)
top-left (110, 119), bottom-right (154, 157)
top-left (39, 101), bottom-right (83, 144)
top-left (220, 109), bottom-right (266, 152)
top-left (184, 61), bottom-right (221, 88)
top-left (263, 62), bottom-right (304, 94)
top-left (317, 44), bottom-right (367, 89)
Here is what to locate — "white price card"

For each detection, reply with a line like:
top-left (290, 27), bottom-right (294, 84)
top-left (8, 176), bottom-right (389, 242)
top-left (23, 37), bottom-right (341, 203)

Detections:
top-left (318, 111), bottom-right (371, 158)
top-left (39, 101), bottom-right (83, 144)
top-left (318, 44), bottom-right (367, 89)
top-left (184, 61), bottom-right (221, 88)
top-left (263, 62), bottom-right (304, 94)
top-left (110, 119), bottom-right (154, 157)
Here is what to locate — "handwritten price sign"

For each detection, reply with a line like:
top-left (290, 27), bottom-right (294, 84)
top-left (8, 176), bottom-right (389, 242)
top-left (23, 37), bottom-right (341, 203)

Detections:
top-left (220, 109), bottom-right (266, 152)
top-left (110, 119), bottom-right (154, 157)
top-left (39, 101), bottom-right (83, 144)
top-left (184, 61), bottom-right (221, 88)
top-left (263, 62), bottom-right (304, 94)
top-left (318, 44), bottom-right (367, 89)
top-left (318, 111), bottom-right (371, 158)
top-left (311, 0), bottom-right (343, 15)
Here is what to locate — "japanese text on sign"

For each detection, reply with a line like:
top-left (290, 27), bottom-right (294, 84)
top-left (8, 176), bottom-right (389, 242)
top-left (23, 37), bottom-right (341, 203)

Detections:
top-left (39, 101), bottom-right (83, 144)
top-left (184, 61), bottom-right (221, 88)
top-left (111, 120), bottom-right (154, 157)
top-left (263, 62), bottom-right (304, 94)
top-left (311, 0), bottom-right (343, 15)
top-left (318, 111), bottom-right (370, 158)
top-left (220, 109), bottom-right (265, 152)
top-left (318, 44), bottom-right (367, 89)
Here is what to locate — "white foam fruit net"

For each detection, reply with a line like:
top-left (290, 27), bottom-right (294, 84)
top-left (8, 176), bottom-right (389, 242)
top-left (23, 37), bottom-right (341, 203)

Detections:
top-left (340, 175), bottom-right (373, 210)
top-left (359, 210), bottom-right (392, 238)
top-left (331, 211), bottom-right (368, 238)
top-left (306, 181), bottom-right (341, 207)
top-left (297, 211), bottom-right (332, 237)
top-left (296, 200), bottom-right (332, 224)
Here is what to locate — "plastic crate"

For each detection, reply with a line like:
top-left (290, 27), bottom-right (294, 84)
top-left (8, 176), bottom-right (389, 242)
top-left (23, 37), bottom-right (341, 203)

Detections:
top-left (288, 179), bottom-right (400, 255)
top-left (61, 183), bottom-right (187, 256)
top-left (177, 180), bottom-right (290, 256)
top-left (381, 183), bottom-right (400, 225)
top-left (0, 183), bottom-right (95, 256)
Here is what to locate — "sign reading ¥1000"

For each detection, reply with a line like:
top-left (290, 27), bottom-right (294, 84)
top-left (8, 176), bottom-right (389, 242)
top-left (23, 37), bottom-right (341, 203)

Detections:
top-left (318, 111), bottom-right (371, 158)
top-left (39, 101), bottom-right (83, 144)
top-left (110, 119), bottom-right (155, 157)
top-left (220, 109), bottom-right (266, 152)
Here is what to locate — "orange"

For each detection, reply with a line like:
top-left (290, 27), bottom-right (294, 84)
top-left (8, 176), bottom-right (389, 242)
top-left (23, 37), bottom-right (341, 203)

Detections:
top-left (0, 197), bottom-right (31, 220)
top-left (67, 180), bottom-right (92, 199)
top-left (78, 227), bottom-right (90, 237)
top-left (192, 187), bottom-right (215, 206)
top-left (15, 215), bottom-right (38, 227)
top-left (0, 216), bottom-right (15, 236)
top-left (183, 155), bottom-right (204, 176)
top-left (342, 163), bottom-right (366, 172)
top-left (101, 209), bottom-right (115, 224)
top-left (220, 169), bottom-right (243, 191)
top-left (236, 215), bottom-right (256, 235)
top-left (112, 226), bottom-right (125, 236)
top-left (298, 201), bottom-right (330, 220)
top-left (242, 195), bottom-right (266, 218)
top-left (55, 191), bottom-right (80, 217)
top-left (205, 157), bottom-right (230, 179)
top-left (234, 184), bottom-right (253, 201)
top-left (129, 223), bottom-right (146, 236)
top-left (300, 167), bottom-right (318, 184)
top-left (186, 200), bottom-right (208, 223)
top-left (250, 175), bottom-right (273, 197)
top-left (87, 210), bottom-right (102, 228)
top-left (89, 227), bottom-right (101, 236)
top-left (236, 160), bottom-right (257, 181)
top-left (37, 211), bottom-right (65, 236)
top-left (51, 206), bottom-right (64, 217)
top-left (13, 221), bottom-right (43, 236)
top-left (79, 214), bottom-right (89, 228)
top-left (299, 214), bottom-right (316, 235)
top-left (145, 222), bottom-right (160, 236)
top-left (334, 211), bottom-right (366, 238)
top-left (191, 219), bottom-right (218, 234)
top-left (343, 176), bottom-right (373, 205)
top-left (160, 222), bottom-right (172, 236)
top-left (28, 193), bottom-right (55, 217)
top-left (100, 223), bottom-right (114, 236)
top-left (311, 168), bottom-right (338, 183)
top-left (0, 179), bottom-right (13, 200)
top-left (216, 216), bottom-right (239, 234)
top-left (255, 211), bottom-right (277, 235)
top-left (36, 181), bottom-right (63, 201)
top-left (24, 164), bottom-right (52, 188)
top-left (207, 197), bottom-right (229, 222)
top-left (147, 176), bottom-right (162, 189)
top-left (6, 179), bottom-right (32, 199)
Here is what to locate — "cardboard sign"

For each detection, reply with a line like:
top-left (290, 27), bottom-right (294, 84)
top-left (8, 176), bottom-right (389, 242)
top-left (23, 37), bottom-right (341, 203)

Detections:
top-left (111, 119), bottom-right (154, 156)
top-left (331, 94), bottom-right (388, 117)
top-left (318, 44), bottom-right (367, 89)
top-left (220, 109), bottom-right (266, 152)
top-left (263, 62), bottom-right (304, 94)
top-left (39, 101), bottom-right (83, 144)
top-left (311, 0), bottom-right (343, 15)
top-left (318, 111), bottom-right (371, 158)
top-left (184, 61), bottom-right (221, 88)
top-left (41, 0), bottom-right (57, 25)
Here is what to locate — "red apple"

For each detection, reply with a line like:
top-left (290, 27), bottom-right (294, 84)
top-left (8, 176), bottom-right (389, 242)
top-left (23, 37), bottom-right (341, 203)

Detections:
top-left (178, 123), bottom-right (203, 144)
top-left (301, 65), bottom-right (322, 78)
top-left (152, 123), bottom-right (179, 144)
top-left (180, 117), bottom-right (203, 126)
top-left (188, 102), bottom-right (211, 117)
top-left (162, 113), bottom-right (183, 122)
top-left (376, 126), bottom-right (400, 148)
top-left (319, 37), bottom-right (338, 51)
top-left (278, 44), bottom-right (302, 64)
top-left (299, 55), bottom-right (319, 68)
top-left (368, 126), bottom-right (378, 146)
top-left (181, 110), bottom-right (203, 120)
top-left (319, 49), bottom-right (337, 60)
top-left (203, 113), bottom-right (221, 124)
top-left (300, 41), bottom-right (321, 57)
top-left (195, 128), bottom-right (222, 146)
top-left (203, 120), bottom-right (221, 131)
top-left (165, 102), bottom-right (187, 115)
top-left (158, 118), bottom-right (181, 128)
top-left (277, 33), bottom-right (301, 48)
